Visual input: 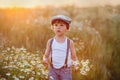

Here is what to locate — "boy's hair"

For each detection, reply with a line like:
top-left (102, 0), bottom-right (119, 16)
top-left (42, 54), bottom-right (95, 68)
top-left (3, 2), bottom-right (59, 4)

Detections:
top-left (51, 19), bottom-right (69, 30)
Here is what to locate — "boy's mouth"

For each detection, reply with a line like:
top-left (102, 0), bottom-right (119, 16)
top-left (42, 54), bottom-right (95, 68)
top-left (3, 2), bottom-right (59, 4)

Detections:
top-left (57, 30), bottom-right (61, 32)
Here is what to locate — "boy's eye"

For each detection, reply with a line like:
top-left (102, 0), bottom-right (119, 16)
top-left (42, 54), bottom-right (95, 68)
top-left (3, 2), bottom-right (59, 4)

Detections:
top-left (60, 24), bottom-right (64, 26)
top-left (54, 24), bottom-right (58, 26)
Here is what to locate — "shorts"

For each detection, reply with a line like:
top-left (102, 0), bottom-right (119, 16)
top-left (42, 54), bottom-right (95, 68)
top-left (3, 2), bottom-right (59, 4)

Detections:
top-left (49, 66), bottom-right (72, 80)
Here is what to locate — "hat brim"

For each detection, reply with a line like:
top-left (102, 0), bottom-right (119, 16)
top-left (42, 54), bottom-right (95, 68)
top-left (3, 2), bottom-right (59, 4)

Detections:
top-left (51, 18), bottom-right (71, 25)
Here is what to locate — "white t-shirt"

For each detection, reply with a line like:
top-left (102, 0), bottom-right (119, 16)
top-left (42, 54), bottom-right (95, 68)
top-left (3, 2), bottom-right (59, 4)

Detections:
top-left (51, 38), bottom-right (72, 69)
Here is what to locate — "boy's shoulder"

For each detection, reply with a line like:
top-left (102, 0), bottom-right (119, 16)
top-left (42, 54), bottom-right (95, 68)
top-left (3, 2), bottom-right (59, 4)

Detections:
top-left (67, 38), bottom-right (74, 43)
top-left (66, 38), bottom-right (74, 47)
top-left (47, 38), bottom-right (54, 45)
top-left (48, 38), bottom-right (54, 41)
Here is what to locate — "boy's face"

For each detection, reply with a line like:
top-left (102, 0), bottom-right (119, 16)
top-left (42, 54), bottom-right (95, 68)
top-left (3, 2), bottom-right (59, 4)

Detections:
top-left (52, 21), bottom-right (68, 36)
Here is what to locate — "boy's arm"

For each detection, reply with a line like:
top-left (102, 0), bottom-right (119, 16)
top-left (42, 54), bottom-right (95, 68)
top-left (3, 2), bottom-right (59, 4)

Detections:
top-left (70, 40), bottom-right (78, 61)
top-left (42, 39), bottom-right (51, 66)
top-left (70, 40), bottom-right (79, 70)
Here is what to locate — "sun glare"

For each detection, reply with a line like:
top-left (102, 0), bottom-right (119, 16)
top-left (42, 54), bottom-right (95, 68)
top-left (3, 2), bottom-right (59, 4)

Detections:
top-left (0, 5), bottom-right (39, 9)
top-left (0, 0), bottom-right (120, 8)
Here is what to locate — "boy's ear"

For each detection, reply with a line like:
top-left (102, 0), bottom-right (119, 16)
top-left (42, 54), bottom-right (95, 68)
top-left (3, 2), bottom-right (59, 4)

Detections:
top-left (67, 27), bottom-right (70, 31)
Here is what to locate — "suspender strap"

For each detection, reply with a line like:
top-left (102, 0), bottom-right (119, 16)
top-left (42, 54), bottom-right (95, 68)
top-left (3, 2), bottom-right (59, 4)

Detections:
top-left (64, 38), bottom-right (70, 68)
top-left (50, 38), bottom-right (54, 67)
top-left (50, 38), bottom-right (70, 68)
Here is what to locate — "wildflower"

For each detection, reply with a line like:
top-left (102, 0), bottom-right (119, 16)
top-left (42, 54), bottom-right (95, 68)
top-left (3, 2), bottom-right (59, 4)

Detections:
top-left (80, 69), bottom-right (87, 75)
top-left (23, 50), bottom-right (27, 53)
top-left (30, 61), bottom-right (36, 65)
top-left (20, 69), bottom-right (24, 72)
top-left (6, 73), bottom-right (11, 76)
top-left (85, 66), bottom-right (90, 71)
top-left (24, 69), bottom-right (31, 73)
top-left (27, 52), bottom-right (30, 55)
top-left (10, 54), bottom-right (14, 56)
top-left (28, 77), bottom-right (34, 80)
top-left (7, 48), bottom-right (10, 51)
top-left (42, 70), bottom-right (48, 76)
top-left (2, 50), bottom-right (7, 53)
top-left (19, 75), bottom-right (25, 79)
top-left (2, 66), bottom-right (8, 69)
top-left (13, 76), bottom-right (19, 80)
top-left (19, 64), bottom-right (25, 68)
top-left (15, 48), bottom-right (21, 53)
top-left (22, 60), bottom-right (30, 66)
top-left (81, 59), bottom-right (89, 66)
top-left (79, 59), bottom-right (91, 75)
top-left (73, 60), bottom-right (80, 66)
top-left (32, 71), bottom-right (35, 74)
top-left (27, 72), bottom-right (30, 75)
top-left (37, 72), bottom-right (41, 75)
top-left (86, 59), bottom-right (90, 64)
top-left (36, 64), bottom-right (43, 68)
top-left (20, 47), bottom-right (26, 52)
top-left (1, 52), bottom-right (6, 55)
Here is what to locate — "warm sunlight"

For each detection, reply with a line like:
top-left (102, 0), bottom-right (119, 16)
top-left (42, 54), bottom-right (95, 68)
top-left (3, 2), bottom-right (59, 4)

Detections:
top-left (0, 0), bottom-right (120, 8)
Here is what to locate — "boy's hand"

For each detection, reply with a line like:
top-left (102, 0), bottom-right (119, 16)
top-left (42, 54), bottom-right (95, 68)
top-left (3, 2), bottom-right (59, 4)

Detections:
top-left (42, 59), bottom-right (48, 67)
top-left (73, 60), bottom-right (80, 72)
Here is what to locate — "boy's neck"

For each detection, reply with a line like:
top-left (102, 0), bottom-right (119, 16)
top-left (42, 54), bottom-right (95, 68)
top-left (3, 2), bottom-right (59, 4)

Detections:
top-left (55, 35), bottom-right (66, 39)
top-left (54, 35), bottom-right (67, 43)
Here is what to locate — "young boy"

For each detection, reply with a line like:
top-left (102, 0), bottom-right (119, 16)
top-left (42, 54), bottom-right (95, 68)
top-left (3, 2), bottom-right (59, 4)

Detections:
top-left (42, 15), bottom-right (79, 80)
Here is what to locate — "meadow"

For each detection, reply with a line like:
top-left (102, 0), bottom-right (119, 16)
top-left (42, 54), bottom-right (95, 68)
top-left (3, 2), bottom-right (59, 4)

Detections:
top-left (0, 5), bottom-right (120, 80)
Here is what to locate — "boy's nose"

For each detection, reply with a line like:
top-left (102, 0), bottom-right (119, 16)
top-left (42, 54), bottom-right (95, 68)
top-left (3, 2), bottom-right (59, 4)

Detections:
top-left (57, 26), bottom-right (60, 29)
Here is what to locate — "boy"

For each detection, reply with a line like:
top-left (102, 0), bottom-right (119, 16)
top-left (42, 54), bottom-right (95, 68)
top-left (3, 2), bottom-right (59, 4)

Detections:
top-left (42, 15), bottom-right (79, 80)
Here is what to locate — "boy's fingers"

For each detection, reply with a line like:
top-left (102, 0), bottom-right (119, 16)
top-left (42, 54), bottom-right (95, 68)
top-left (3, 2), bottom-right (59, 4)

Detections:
top-left (42, 61), bottom-right (48, 66)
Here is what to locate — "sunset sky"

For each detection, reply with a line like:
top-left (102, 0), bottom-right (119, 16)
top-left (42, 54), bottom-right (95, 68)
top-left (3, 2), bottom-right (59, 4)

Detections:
top-left (0, 0), bottom-right (120, 8)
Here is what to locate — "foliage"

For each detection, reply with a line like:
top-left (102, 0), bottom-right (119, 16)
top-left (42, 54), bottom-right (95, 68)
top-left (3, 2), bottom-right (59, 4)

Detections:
top-left (0, 47), bottom-right (48, 80)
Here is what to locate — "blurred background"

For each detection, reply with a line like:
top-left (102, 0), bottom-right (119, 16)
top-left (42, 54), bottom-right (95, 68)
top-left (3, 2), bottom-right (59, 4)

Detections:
top-left (0, 0), bottom-right (120, 80)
